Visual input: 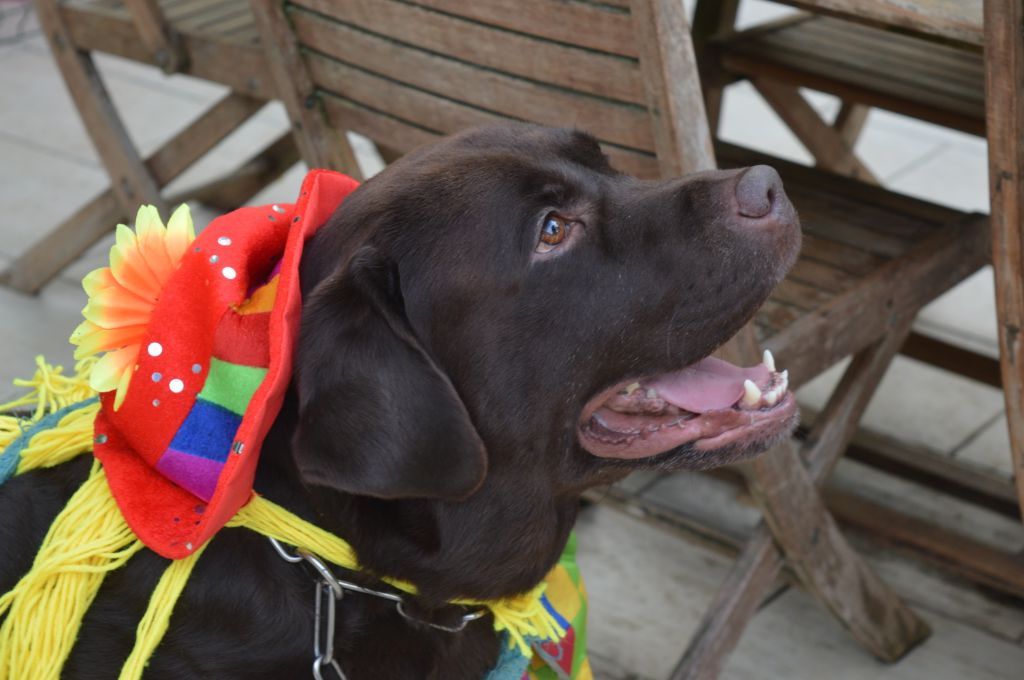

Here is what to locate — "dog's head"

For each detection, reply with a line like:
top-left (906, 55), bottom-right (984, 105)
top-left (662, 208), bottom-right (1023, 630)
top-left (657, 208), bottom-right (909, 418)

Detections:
top-left (294, 123), bottom-right (800, 506)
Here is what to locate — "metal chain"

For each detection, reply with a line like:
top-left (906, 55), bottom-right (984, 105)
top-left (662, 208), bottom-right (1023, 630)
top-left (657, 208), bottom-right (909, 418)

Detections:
top-left (268, 538), bottom-right (486, 679)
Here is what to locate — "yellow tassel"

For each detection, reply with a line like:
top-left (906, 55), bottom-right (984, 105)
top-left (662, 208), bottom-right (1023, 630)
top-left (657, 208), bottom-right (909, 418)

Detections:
top-left (118, 544), bottom-right (208, 680)
top-left (0, 355), bottom-right (96, 420)
top-left (0, 461), bottom-right (144, 680)
top-left (14, 400), bottom-right (100, 474)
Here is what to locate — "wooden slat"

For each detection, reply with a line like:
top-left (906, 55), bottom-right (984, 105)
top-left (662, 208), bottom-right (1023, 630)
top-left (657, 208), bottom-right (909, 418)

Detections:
top-left (410, 0), bottom-right (638, 57)
top-left (290, 0), bottom-right (645, 104)
top-left (290, 9), bottom-right (654, 151)
top-left (321, 94), bottom-right (440, 156)
top-left (777, 0), bottom-right (983, 46)
top-left (719, 16), bottom-right (984, 135)
top-left (799, 233), bottom-right (887, 276)
top-left (983, 0), bottom-right (1024, 520)
top-left (318, 93), bottom-right (661, 179)
top-left (62, 5), bottom-right (273, 98)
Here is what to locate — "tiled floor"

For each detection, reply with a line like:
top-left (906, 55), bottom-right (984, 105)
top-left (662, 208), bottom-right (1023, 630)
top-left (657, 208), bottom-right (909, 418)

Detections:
top-left (1, 1), bottom-right (1021, 678)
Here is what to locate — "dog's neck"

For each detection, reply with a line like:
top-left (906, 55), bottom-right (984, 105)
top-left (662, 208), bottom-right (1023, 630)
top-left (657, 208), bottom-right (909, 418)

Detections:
top-left (256, 389), bottom-right (580, 607)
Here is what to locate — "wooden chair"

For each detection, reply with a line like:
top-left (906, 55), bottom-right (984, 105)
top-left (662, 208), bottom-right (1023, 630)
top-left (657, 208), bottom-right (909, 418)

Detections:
top-left (249, 0), bottom-right (993, 676)
top-left (3, 0), bottom-right (306, 293)
top-left (693, 0), bottom-right (1024, 649)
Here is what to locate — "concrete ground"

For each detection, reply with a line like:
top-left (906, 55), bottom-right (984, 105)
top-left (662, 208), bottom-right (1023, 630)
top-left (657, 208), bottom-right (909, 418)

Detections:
top-left (0, 1), bottom-right (1021, 678)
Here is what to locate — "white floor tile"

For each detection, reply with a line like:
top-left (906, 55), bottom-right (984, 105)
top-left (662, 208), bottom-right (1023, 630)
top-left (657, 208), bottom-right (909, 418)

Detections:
top-left (798, 355), bottom-right (1005, 455)
top-left (953, 413), bottom-right (1014, 478)
top-left (0, 136), bottom-right (107, 259)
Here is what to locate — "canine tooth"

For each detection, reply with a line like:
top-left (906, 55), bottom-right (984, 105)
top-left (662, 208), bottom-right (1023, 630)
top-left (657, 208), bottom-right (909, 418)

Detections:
top-left (741, 379), bottom-right (762, 407)
top-left (624, 382), bottom-right (641, 395)
top-left (764, 388), bottom-right (779, 407)
top-left (763, 349), bottom-right (776, 372)
top-left (779, 370), bottom-right (789, 392)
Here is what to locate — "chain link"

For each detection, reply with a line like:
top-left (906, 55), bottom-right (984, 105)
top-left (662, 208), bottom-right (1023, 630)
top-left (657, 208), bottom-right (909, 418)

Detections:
top-left (268, 538), bottom-right (486, 679)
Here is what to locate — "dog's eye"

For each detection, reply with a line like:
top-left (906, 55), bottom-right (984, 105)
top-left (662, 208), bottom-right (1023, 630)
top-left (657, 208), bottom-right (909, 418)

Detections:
top-left (537, 213), bottom-right (573, 253)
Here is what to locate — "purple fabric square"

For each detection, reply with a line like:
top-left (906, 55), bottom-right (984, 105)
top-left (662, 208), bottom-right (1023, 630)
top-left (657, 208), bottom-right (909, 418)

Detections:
top-left (156, 449), bottom-right (224, 501)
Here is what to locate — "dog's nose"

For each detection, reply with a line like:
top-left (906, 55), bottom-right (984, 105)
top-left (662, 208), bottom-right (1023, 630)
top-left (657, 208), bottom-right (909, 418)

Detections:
top-left (735, 165), bottom-right (783, 219)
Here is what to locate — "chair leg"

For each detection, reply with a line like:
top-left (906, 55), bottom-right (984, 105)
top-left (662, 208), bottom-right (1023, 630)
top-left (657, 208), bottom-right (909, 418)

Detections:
top-left (834, 102), bottom-right (871, 151)
top-left (983, 0), bottom-right (1024, 522)
top-left (35, 0), bottom-right (166, 212)
top-left (744, 439), bottom-right (930, 661)
top-left (3, 92), bottom-right (266, 293)
top-left (751, 78), bottom-right (878, 184)
top-left (674, 321), bottom-right (928, 678)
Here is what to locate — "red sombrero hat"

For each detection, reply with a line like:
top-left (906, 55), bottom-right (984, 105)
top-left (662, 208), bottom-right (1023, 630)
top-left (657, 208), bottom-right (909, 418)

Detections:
top-left (74, 169), bottom-right (359, 559)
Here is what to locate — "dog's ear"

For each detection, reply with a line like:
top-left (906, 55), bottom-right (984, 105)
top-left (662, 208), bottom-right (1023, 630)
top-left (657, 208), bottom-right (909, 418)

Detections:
top-left (293, 246), bottom-right (487, 501)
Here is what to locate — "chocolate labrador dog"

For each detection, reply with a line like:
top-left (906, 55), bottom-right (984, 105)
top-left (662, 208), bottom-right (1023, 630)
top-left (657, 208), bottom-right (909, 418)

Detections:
top-left (0, 123), bottom-right (800, 678)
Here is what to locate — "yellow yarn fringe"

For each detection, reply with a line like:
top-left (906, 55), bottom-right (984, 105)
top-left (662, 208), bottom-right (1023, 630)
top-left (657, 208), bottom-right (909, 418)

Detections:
top-left (0, 358), bottom-right (563, 677)
top-left (117, 544), bottom-right (208, 680)
top-left (0, 461), bottom-right (145, 680)
top-left (0, 356), bottom-right (99, 474)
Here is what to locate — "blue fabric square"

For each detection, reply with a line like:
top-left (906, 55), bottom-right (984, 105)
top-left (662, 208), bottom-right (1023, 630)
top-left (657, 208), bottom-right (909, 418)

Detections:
top-left (168, 399), bottom-right (241, 463)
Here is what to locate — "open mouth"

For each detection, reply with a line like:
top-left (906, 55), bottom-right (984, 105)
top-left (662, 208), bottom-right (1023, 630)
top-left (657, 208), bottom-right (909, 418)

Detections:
top-left (578, 350), bottom-right (798, 461)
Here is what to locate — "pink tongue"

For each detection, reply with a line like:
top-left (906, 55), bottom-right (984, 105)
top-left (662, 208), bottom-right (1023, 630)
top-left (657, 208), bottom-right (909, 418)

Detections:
top-left (645, 357), bottom-right (771, 412)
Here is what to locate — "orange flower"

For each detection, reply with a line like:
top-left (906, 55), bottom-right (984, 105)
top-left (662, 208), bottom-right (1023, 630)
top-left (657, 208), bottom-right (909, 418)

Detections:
top-left (70, 204), bottom-right (195, 409)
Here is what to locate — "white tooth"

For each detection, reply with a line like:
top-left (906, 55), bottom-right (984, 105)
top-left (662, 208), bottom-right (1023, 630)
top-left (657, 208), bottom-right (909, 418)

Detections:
top-left (741, 379), bottom-right (762, 407)
top-left (763, 349), bottom-right (776, 372)
top-left (646, 388), bottom-right (658, 399)
top-left (764, 388), bottom-right (779, 406)
top-left (625, 382), bottom-right (641, 395)
top-left (779, 370), bottom-right (789, 391)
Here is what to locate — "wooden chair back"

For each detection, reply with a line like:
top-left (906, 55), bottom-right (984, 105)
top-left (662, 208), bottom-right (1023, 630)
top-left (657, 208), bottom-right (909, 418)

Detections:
top-left (251, 0), bottom-right (715, 178)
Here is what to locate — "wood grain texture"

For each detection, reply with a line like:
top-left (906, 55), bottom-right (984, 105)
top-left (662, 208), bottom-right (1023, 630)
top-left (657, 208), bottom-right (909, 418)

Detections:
top-left (629, 0), bottom-right (715, 175)
top-left (744, 441), bottom-right (931, 662)
top-left (62, 5), bottom-right (273, 98)
top-left (983, 0), bottom-right (1024, 521)
top-left (122, 0), bottom-right (185, 71)
top-left (289, 10), bottom-right (654, 151)
top-left (778, 0), bottom-right (983, 45)
top-left (249, 0), bottom-right (361, 177)
top-left (291, 0), bottom-right (645, 104)
top-left (718, 16), bottom-right (985, 136)
top-left (409, 0), bottom-right (638, 57)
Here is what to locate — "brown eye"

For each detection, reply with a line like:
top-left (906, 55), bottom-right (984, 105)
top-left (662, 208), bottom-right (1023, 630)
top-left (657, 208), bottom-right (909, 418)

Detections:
top-left (540, 214), bottom-right (569, 246)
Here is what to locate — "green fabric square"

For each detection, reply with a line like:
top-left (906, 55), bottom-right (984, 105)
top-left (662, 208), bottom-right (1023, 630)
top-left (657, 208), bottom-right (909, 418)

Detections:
top-left (198, 357), bottom-right (268, 416)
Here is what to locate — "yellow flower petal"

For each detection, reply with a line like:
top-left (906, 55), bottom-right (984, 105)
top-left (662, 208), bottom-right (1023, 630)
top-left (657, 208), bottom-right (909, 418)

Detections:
top-left (89, 345), bottom-right (137, 394)
top-left (82, 267), bottom-right (117, 297)
top-left (82, 287), bottom-right (154, 328)
top-left (71, 320), bottom-right (147, 359)
top-left (136, 211), bottom-right (176, 282)
top-left (74, 204), bottom-right (198, 404)
top-left (110, 224), bottom-right (162, 301)
top-left (112, 360), bottom-right (135, 411)
top-left (165, 204), bottom-right (195, 264)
